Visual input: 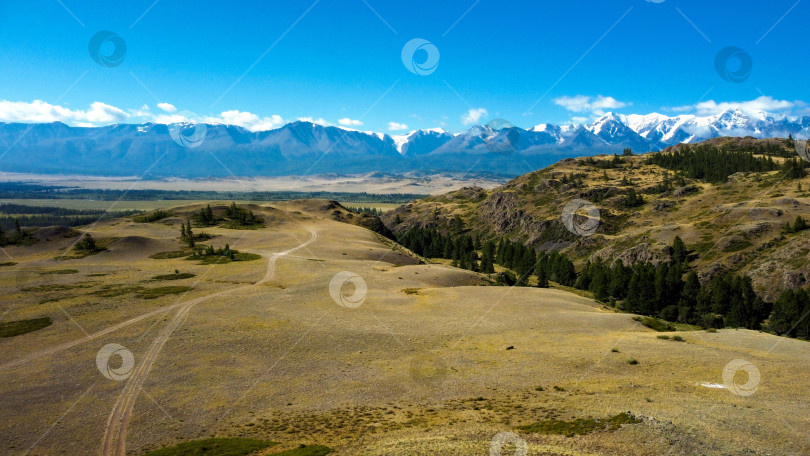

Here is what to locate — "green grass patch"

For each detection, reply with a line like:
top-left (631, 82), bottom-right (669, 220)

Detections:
top-left (518, 412), bottom-right (640, 437)
top-left (401, 288), bottom-right (420, 295)
top-left (633, 316), bottom-right (676, 332)
top-left (133, 209), bottom-right (170, 223)
top-left (269, 445), bottom-right (334, 456)
top-left (22, 282), bottom-right (94, 292)
top-left (91, 285), bottom-right (145, 297)
top-left (137, 286), bottom-right (192, 299)
top-left (152, 272), bottom-right (196, 281)
top-left (0, 317), bottom-right (52, 337)
top-left (189, 252), bottom-right (261, 265)
top-left (0, 261), bottom-right (17, 267)
top-left (221, 221), bottom-right (265, 230)
top-left (722, 238), bottom-right (753, 252)
top-left (151, 250), bottom-right (191, 259)
top-left (39, 269), bottom-right (79, 275)
top-left (142, 437), bottom-right (276, 456)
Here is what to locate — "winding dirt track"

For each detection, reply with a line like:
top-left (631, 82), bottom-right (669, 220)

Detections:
top-left (100, 227), bottom-right (316, 456)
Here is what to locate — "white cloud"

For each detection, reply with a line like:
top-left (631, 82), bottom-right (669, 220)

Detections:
top-left (338, 117), bottom-right (363, 126)
top-left (0, 100), bottom-right (129, 124)
top-left (204, 110), bottom-right (286, 131)
top-left (157, 102), bottom-right (177, 113)
top-left (153, 113), bottom-right (193, 124)
top-left (670, 96), bottom-right (799, 116)
top-left (461, 107), bottom-right (487, 125)
top-left (85, 102), bottom-right (128, 123)
top-left (571, 116), bottom-right (589, 124)
top-left (298, 117), bottom-right (332, 126)
top-left (554, 95), bottom-right (628, 116)
top-left (387, 122), bottom-right (408, 131)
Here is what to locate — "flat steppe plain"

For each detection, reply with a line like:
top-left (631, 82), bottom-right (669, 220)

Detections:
top-left (0, 201), bottom-right (808, 455)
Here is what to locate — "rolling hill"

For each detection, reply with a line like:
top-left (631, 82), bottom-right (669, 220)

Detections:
top-left (381, 136), bottom-right (810, 305)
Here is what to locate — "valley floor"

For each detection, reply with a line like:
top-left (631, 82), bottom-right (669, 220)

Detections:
top-left (0, 201), bottom-right (808, 455)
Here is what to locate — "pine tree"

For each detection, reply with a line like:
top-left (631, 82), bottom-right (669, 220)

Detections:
top-left (608, 260), bottom-right (628, 300)
top-left (769, 289), bottom-right (800, 336)
top-left (185, 220), bottom-right (195, 248)
top-left (678, 271), bottom-right (700, 323)
top-left (536, 265), bottom-right (548, 288)
top-left (793, 215), bottom-right (807, 232)
top-left (589, 260), bottom-right (610, 301)
top-left (13, 219), bottom-right (22, 242)
top-left (480, 241), bottom-right (495, 273)
top-left (671, 236), bottom-right (687, 264)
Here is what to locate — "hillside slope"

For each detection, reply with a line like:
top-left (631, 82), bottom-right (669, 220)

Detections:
top-left (382, 137), bottom-right (810, 302)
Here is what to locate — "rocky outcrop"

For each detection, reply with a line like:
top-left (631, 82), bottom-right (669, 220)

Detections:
top-left (673, 185), bottom-right (698, 197)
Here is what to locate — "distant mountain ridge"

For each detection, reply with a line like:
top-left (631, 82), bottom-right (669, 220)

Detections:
top-left (0, 108), bottom-right (807, 178)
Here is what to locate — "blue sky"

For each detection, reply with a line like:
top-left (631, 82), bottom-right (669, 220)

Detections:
top-left (0, 0), bottom-right (807, 133)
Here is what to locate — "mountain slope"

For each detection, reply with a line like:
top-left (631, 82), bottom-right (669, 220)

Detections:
top-left (381, 137), bottom-right (810, 303)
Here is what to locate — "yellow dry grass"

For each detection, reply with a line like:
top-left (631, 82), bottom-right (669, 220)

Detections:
top-left (0, 200), bottom-right (807, 455)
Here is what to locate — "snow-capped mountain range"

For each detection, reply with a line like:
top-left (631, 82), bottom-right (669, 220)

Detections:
top-left (0, 108), bottom-right (807, 178)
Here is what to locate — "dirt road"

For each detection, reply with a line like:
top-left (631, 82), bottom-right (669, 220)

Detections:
top-left (100, 227), bottom-right (317, 456)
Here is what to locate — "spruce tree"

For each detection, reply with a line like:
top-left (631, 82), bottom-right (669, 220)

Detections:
top-left (671, 236), bottom-right (687, 264)
top-left (536, 265), bottom-right (549, 288)
top-left (480, 241), bottom-right (495, 273)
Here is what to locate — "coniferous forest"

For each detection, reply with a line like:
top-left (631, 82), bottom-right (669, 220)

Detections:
top-left (398, 227), bottom-right (806, 338)
top-left (646, 144), bottom-right (781, 183)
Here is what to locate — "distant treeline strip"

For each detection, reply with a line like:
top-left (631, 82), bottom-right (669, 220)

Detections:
top-left (0, 204), bottom-right (139, 230)
top-left (0, 183), bottom-right (427, 203)
top-left (647, 143), bottom-right (808, 183)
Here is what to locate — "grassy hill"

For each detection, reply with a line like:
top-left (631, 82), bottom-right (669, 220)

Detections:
top-left (2, 197), bottom-right (810, 455)
top-left (381, 137), bottom-right (810, 305)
